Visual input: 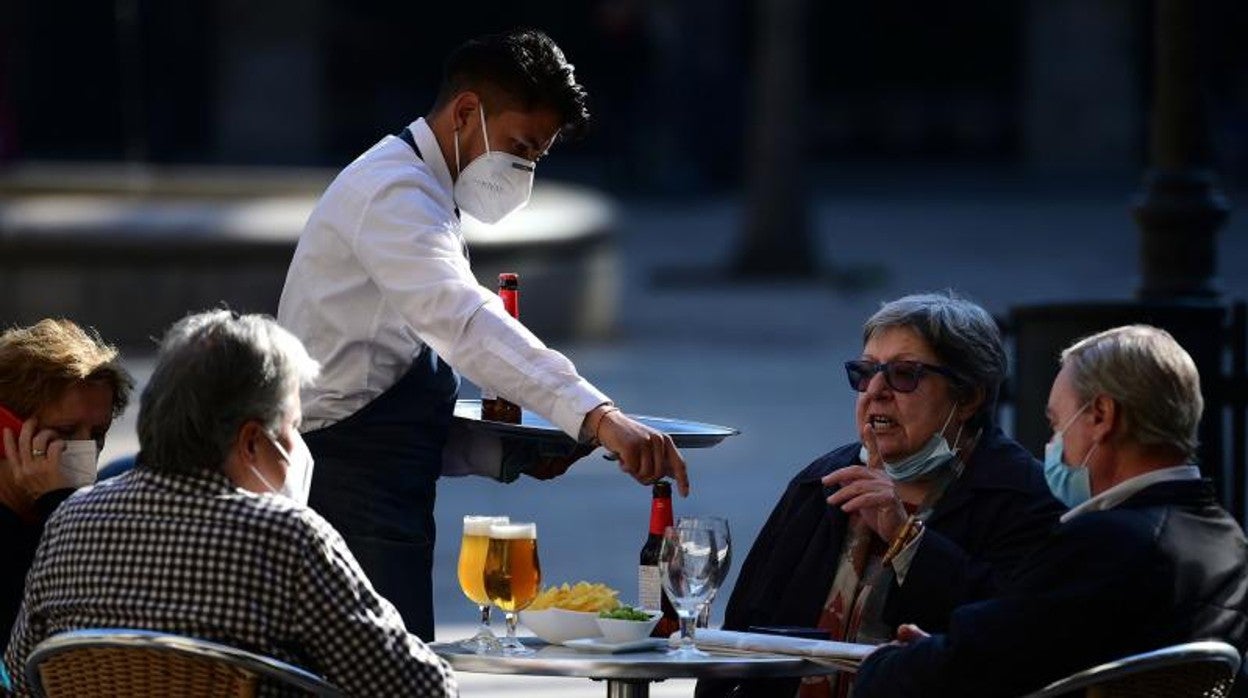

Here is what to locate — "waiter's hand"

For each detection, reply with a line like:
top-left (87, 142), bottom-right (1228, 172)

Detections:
top-left (589, 407), bottom-right (689, 496)
top-left (525, 442), bottom-right (596, 480)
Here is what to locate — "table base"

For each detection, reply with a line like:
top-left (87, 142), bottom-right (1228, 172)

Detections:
top-left (603, 677), bottom-right (651, 698)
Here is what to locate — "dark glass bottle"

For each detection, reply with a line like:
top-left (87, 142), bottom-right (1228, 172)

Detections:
top-left (639, 480), bottom-right (680, 638)
top-left (481, 273), bottom-right (522, 423)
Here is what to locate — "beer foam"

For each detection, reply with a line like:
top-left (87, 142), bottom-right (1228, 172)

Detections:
top-left (463, 515), bottom-right (508, 536)
top-left (490, 522), bottom-right (537, 539)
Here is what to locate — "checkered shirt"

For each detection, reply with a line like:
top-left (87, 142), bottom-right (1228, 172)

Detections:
top-left (3, 467), bottom-right (457, 697)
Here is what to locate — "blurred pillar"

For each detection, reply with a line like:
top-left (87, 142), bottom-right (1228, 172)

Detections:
top-left (1022, 0), bottom-right (1139, 170)
top-left (114, 0), bottom-right (148, 162)
top-left (733, 0), bottom-right (816, 277)
top-left (214, 0), bottom-right (325, 164)
top-left (1131, 0), bottom-right (1230, 300)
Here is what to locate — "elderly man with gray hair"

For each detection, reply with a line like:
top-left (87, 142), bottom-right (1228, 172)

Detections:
top-left (854, 324), bottom-right (1248, 698)
top-left (3, 310), bottom-right (456, 697)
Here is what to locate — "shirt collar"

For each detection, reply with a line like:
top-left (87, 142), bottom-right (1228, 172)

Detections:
top-left (407, 117), bottom-right (454, 196)
top-left (131, 465), bottom-right (239, 497)
top-left (1060, 464), bottom-right (1202, 523)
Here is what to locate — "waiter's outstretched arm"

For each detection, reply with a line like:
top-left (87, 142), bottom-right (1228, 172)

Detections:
top-left (349, 185), bottom-right (690, 494)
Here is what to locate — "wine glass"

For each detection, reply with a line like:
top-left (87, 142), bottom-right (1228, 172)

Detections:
top-left (484, 522), bottom-right (541, 656)
top-left (678, 516), bottom-right (731, 628)
top-left (457, 515), bottom-right (508, 653)
top-left (658, 525), bottom-right (720, 658)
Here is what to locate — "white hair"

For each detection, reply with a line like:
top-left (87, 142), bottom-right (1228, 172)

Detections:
top-left (137, 310), bottom-right (320, 474)
top-left (1061, 324), bottom-right (1202, 459)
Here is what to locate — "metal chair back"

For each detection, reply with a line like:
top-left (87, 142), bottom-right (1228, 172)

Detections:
top-left (24, 628), bottom-right (344, 697)
top-left (1024, 640), bottom-right (1242, 698)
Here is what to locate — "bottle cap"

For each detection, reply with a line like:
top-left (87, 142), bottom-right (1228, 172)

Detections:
top-left (498, 272), bottom-right (519, 290)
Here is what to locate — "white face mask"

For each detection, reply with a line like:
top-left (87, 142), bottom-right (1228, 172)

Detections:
top-left (249, 429), bottom-right (315, 506)
top-left (453, 105), bottom-right (537, 224)
top-left (59, 440), bottom-right (99, 488)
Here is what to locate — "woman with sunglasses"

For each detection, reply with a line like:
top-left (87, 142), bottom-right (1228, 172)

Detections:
top-left (697, 292), bottom-right (1064, 698)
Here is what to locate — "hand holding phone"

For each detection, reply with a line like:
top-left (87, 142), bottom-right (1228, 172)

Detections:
top-left (0, 406), bottom-right (75, 501)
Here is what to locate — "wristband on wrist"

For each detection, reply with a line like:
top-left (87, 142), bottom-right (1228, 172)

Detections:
top-left (593, 406), bottom-right (621, 446)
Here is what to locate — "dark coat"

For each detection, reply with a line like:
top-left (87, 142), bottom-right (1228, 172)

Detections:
top-left (0, 489), bottom-right (72, 643)
top-left (696, 427), bottom-right (1065, 698)
top-left (853, 478), bottom-right (1248, 698)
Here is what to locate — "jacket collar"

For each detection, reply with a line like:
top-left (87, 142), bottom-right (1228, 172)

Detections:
top-left (128, 465), bottom-right (239, 497)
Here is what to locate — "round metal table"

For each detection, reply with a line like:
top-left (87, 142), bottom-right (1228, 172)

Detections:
top-left (431, 638), bottom-right (837, 698)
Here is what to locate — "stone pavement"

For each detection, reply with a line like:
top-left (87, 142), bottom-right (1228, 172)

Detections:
top-left (96, 172), bottom-right (1248, 696)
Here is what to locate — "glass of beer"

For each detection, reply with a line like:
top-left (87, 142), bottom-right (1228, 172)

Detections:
top-left (484, 521), bottom-right (541, 656)
top-left (458, 515), bottom-right (509, 653)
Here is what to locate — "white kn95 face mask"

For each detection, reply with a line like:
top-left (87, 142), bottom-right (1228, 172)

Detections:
top-left (453, 105), bottom-right (536, 224)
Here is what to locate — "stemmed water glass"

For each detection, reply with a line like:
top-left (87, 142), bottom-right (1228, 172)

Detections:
top-left (678, 516), bottom-right (731, 628)
top-left (658, 524), bottom-right (721, 658)
top-left (456, 515), bottom-right (508, 653)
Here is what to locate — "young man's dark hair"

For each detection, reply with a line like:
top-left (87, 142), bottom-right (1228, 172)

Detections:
top-left (435, 28), bottom-right (590, 138)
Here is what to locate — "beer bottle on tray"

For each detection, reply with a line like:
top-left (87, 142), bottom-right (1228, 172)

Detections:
top-left (481, 272), bottom-right (522, 424)
top-left (639, 480), bottom-right (680, 638)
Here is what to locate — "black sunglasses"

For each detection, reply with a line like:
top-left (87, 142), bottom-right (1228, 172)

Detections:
top-left (844, 359), bottom-right (959, 393)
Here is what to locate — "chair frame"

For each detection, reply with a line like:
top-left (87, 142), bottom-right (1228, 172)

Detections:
top-left (1024, 640), bottom-right (1242, 698)
top-left (24, 628), bottom-right (344, 697)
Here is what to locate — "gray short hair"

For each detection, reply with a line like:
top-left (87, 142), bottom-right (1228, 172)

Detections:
top-left (1060, 325), bottom-right (1202, 459)
top-left (137, 310), bottom-right (320, 474)
top-left (863, 291), bottom-right (1007, 428)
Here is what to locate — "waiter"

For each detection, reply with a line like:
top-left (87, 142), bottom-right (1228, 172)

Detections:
top-left (277, 28), bottom-right (689, 640)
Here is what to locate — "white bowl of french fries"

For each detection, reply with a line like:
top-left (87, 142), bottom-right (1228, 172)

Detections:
top-left (520, 582), bottom-right (619, 644)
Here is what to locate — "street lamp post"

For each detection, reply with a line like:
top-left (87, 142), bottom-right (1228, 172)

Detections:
top-left (1131, 0), bottom-right (1230, 300)
top-left (1012, 0), bottom-right (1244, 523)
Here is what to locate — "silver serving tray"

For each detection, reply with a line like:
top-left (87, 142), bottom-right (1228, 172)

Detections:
top-left (452, 400), bottom-right (739, 449)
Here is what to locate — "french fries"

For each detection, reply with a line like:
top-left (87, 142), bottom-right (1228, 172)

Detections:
top-left (527, 581), bottom-right (620, 612)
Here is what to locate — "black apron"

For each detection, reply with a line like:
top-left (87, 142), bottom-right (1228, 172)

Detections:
top-left (304, 127), bottom-right (460, 640)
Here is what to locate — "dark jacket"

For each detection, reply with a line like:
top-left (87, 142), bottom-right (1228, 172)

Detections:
top-left (0, 489), bottom-right (73, 643)
top-left (853, 478), bottom-right (1248, 698)
top-left (697, 427), bottom-right (1065, 698)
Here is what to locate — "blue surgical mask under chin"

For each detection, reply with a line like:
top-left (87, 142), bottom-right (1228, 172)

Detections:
top-left (1043, 432), bottom-right (1091, 507)
top-left (882, 405), bottom-right (963, 483)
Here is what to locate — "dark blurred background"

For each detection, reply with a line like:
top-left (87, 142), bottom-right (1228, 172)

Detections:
top-left (6, 0), bottom-right (1247, 187)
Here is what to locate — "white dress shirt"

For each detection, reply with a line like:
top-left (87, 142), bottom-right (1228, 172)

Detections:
top-left (278, 117), bottom-right (609, 441)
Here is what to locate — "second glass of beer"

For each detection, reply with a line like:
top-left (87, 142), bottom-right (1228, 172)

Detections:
top-left (484, 521), bottom-right (541, 656)
top-left (457, 515), bottom-right (508, 653)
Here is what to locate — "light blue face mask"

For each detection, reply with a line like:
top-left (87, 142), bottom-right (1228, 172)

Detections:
top-left (882, 404), bottom-right (963, 483)
top-left (1043, 402), bottom-right (1096, 507)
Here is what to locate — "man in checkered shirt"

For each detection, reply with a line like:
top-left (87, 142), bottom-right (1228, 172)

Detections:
top-left (3, 310), bottom-right (457, 696)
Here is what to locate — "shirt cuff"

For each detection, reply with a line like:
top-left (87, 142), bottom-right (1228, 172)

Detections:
top-left (549, 380), bottom-right (611, 440)
top-left (892, 528), bottom-right (925, 586)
